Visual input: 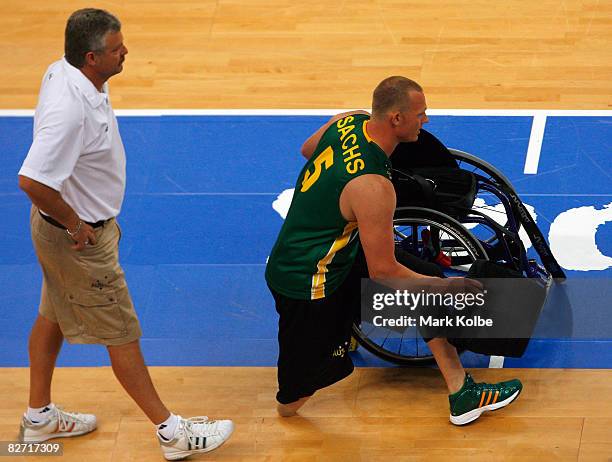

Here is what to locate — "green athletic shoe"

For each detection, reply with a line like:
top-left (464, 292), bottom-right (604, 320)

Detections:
top-left (449, 373), bottom-right (522, 425)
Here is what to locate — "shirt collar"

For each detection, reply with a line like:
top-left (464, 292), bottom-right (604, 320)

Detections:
top-left (62, 57), bottom-right (108, 108)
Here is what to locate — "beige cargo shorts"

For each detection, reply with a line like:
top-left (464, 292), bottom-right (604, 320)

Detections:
top-left (30, 207), bottom-right (142, 346)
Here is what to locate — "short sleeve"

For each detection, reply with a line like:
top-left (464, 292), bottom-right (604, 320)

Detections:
top-left (18, 99), bottom-right (84, 191)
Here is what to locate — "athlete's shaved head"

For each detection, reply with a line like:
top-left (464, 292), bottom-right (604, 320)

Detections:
top-left (371, 76), bottom-right (423, 119)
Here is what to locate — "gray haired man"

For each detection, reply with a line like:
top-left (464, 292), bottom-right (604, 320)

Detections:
top-left (18, 9), bottom-right (233, 460)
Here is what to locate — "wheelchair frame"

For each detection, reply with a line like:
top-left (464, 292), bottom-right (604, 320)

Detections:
top-left (351, 148), bottom-right (564, 365)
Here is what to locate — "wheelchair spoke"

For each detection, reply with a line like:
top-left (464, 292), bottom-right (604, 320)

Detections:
top-left (455, 154), bottom-right (506, 185)
top-left (364, 322), bottom-right (377, 337)
top-left (472, 204), bottom-right (508, 215)
top-left (379, 329), bottom-right (392, 349)
top-left (394, 228), bottom-right (408, 239)
top-left (399, 328), bottom-right (406, 356)
top-left (406, 330), bottom-right (423, 358)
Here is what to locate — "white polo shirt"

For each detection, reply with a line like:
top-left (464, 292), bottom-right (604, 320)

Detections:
top-left (19, 58), bottom-right (126, 223)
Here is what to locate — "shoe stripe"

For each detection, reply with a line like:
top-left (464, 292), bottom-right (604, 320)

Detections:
top-left (68, 422), bottom-right (76, 433)
top-left (485, 391), bottom-right (493, 406)
top-left (478, 391), bottom-right (487, 408)
top-left (492, 391), bottom-right (499, 404)
top-left (202, 437), bottom-right (207, 449)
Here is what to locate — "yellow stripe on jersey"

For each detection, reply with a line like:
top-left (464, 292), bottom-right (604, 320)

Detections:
top-left (363, 120), bottom-right (373, 143)
top-left (311, 222), bottom-right (359, 300)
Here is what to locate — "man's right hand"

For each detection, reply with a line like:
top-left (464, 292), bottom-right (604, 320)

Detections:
top-left (446, 276), bottom-right (484, 294)
top-left (69, 221), bottom-right (97, 251)
top-left (301, 110), bottom-right (371, 159)
top-left (18, 175), bottom-right (98, 252)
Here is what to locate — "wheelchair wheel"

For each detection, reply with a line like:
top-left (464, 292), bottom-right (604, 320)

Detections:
top-left (450, 148), bottom-right (566, 280)
top-left (351, 207), bottom-right (488, 365)
top-left (444, 148), bottom-right (529, 269)
top-left (450, 150), bottom-right (521, 229)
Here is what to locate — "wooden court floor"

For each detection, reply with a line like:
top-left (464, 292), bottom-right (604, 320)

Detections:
top-left (1, 0), bottom-right (611, 461)
top-left (0, 0), bottom-right (610, 109)
top-left (1, 367), bottom-right (612, 461)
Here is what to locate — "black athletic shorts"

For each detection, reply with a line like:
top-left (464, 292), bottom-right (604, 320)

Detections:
top-left (270, 266), bottom-right (360, 404)
top-left (270, 245), bottom-right (445, 404)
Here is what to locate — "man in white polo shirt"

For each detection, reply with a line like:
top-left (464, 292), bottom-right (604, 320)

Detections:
top-left (18, 9), bottom-right (233, 460)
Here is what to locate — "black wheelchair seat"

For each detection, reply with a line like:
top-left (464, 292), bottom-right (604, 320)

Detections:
top-left (390, 129), bottom-right (478, 219)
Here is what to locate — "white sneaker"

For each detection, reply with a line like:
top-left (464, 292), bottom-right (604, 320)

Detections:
top-left (19, 406), bottom-right (97, 442)
top-left (158, 416), bottom-right (234, 460)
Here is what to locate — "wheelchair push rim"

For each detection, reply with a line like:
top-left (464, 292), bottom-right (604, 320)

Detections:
top-left (351, 207), bottom-right (488, 365)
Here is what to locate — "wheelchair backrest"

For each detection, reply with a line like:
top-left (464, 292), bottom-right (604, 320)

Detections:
top-left (390, 129), bottom-right (477, 218)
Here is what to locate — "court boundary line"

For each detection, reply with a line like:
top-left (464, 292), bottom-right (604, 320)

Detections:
top-left (488, 356), bottom-right (505, 368)
top-left (3, 192), bottom-right (612, 197)
top-left (3, 108), bottom-right (608, 185)
top-left (524, 114), bottom-right (547, 175)
top-left (1, 109), bottom-right (611, 117)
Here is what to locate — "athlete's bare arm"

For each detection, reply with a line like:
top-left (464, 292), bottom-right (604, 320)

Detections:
top-left (300, 110), bottom-right (370, 160)
top-left (339, 174), bottom-right (482, 292)
top-left (339, 174), bottom-right (426, 279)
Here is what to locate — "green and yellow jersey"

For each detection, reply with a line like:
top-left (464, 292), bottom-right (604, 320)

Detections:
top-left (265, 113), bottom-right (392, 300)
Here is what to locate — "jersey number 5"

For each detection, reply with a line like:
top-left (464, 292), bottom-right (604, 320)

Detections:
top-left (301, 146), bottom-right (334, 192)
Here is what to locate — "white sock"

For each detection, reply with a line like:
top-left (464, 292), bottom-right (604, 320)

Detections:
top-left (26, 403), bottom-right (55, 423)
top-left (157, 413), bottom-right (179, 440)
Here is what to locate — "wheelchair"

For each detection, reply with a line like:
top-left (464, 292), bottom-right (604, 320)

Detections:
top-left (351, 129), bottom-right (565, 365)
